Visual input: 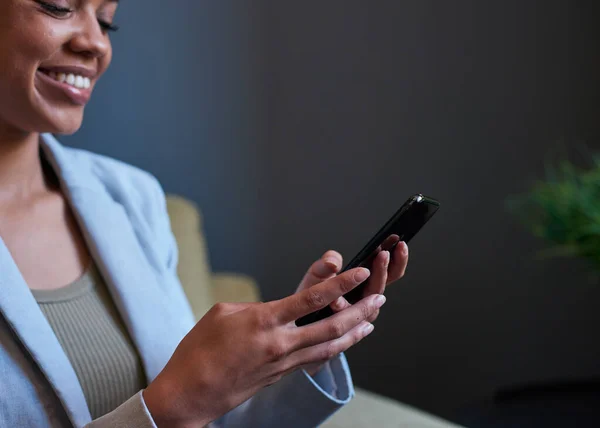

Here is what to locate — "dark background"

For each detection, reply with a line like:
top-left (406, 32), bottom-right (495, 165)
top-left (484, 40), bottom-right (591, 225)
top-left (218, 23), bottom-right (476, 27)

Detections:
top-left (63, 0), bottom-right (600, 421)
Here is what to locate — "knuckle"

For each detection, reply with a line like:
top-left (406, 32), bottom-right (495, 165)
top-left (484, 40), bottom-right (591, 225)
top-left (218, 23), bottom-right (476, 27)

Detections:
top-left (317, 345), bottom-right (331, 362)
top-left (211, 302), bottom-right (228, 314)
top-left (359, 303), bottom-right (371, 321)
top-left (265, 340), bottom-right (288, 361)
top-left (328, 320), bottom-right (346, 339)
top-left (255, 309), bottom-right (275, 330)
top-left (305, 290), bottom-right (326, 309)
top-left (338, 276), bottom-right (355, 294)
top-left (325, 342), bottom-right (340, 360)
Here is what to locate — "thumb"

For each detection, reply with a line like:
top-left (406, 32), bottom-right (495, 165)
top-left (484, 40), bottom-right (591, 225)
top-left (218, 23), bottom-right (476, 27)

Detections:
top-left (297, 250), bottom-right (343, 291)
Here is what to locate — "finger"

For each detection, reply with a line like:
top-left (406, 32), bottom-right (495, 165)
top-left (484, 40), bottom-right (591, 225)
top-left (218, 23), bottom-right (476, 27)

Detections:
top-left (330, 296), bottom-right (351, 312)
top-left (298, 250), bottom-right (343, 291)
top-left (285, 320), bottom-right (375, 369)
top-left (367, 308), bottom-right (380, 323)
top-left (362, 250), bottom-right (390, 296)
top-left (273, 267), bottom-right (370, 324)
top-left (288, 293), bottom-right (386, 351)
top-left (381, 234), bottom-right (401, 250)
top-left (388, 241), bottom-right (409, 283)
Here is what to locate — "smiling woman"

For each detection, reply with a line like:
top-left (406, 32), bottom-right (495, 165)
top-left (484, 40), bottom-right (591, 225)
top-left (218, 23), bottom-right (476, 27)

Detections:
top-left (0, 1), bottom-right (409, 427)
top-left (0, 0), bottom-right (117, 135)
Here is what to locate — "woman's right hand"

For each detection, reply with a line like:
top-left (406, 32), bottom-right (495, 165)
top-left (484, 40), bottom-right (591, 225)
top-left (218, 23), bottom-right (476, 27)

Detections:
top-left (143, 267), bottom-right (384, 427)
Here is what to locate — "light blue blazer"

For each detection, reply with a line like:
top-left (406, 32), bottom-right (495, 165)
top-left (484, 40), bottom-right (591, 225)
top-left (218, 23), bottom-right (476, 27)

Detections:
top-left (0, 134), bottom-right (354, 427)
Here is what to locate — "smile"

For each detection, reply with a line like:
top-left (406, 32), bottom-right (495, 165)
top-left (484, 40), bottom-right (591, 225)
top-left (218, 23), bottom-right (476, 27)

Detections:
top-left (43, 70), bottom-right (91, 89)
top-left (36, 68), bottom-right (95, 106)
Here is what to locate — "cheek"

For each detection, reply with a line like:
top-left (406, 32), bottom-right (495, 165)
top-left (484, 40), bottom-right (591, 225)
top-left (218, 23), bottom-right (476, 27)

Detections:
top-left (0, 10), bottom-right (65, 89)
top-left (0, 34), bottom-right (41, 114)
top-left (0, 27), bottom-right (60, 117)
top-left (0, 13), bottom-right (72, 132)
top-left (0, 22), bottom-right (61, 82)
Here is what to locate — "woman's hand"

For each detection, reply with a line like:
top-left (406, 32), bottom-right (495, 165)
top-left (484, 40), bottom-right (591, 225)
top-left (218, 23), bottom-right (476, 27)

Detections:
top-left (143, 268), bottom-right (384, 428)
top-left (296, 244), bottom-right (409, 375)
top-left (297, 243), bottom-right (409, 318)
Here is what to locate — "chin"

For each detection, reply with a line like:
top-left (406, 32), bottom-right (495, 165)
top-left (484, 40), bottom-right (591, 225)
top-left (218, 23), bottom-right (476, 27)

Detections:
top-left (52, 122), bottom-right (83, 136)
top-left (38, 109), bottom-right (85, 136)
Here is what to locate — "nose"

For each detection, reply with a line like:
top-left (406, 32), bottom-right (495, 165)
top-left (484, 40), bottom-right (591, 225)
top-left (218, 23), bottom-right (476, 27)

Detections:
top-left (68, 13), bottom-right (110, 59)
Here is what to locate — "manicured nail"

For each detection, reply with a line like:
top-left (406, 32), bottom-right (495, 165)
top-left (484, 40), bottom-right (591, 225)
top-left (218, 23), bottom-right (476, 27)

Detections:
top-left (354, 268), bottom-right (370, 282)
top-left (374, 294), bottom-right (386, 308)
top-left (324, 257), bottom-right (338, 269)
top-left (363, 323), bottom-right (374, 335)
top-left (401, 242), bottom-right (408, 255)
top-left (383, 251), bottom-right (390, 267)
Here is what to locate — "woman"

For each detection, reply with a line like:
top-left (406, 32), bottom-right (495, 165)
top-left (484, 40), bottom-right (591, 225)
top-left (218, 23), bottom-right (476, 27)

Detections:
top-left (0, 1), bottom-right (409, 427)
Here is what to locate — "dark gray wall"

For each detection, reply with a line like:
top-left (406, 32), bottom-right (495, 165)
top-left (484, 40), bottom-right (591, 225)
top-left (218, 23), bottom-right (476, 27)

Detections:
top-left (64, 0), bottom-right (600, 420)
top-left (62, 0), bottom-right (268, 276)
top-left (259, 0), bottom-right (600, 419)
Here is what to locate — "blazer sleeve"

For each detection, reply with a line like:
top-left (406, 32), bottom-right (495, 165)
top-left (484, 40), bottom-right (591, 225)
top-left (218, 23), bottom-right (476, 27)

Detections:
top-left (84, 392), bottom-right (156, 428)
top-left (211, 354), bottom-right (354, 428)
top-left (84, 356), bottom-right (354, 428)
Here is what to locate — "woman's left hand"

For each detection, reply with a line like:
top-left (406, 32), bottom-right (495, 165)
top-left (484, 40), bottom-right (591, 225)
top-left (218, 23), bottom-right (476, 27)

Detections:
top-left (295, 243), bottom-right (409, 375)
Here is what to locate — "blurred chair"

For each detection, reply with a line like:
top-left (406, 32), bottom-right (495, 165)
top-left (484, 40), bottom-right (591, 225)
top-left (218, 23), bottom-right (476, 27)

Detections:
top-left (166, 194), bottom-right (462, 428)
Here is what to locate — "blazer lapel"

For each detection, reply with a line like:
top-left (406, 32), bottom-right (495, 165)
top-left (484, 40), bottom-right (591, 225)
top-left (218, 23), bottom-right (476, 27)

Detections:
top-left (41, 134), bottom-right (179, 381)
top-left (0, 136), bottom-right (98, 425)
top-left (60, 187), bottom-right (178, 381)
top-left (0, 238), bottom-right (92, 427)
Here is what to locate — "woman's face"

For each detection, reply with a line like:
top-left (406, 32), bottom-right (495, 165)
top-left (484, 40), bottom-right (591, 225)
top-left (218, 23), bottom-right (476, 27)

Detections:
top-left (0, 0), bottom-right (118, 136)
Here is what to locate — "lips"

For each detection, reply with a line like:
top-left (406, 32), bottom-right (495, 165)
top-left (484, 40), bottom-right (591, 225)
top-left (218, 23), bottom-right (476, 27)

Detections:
top-left (36, 66), bottom-right (96, 106)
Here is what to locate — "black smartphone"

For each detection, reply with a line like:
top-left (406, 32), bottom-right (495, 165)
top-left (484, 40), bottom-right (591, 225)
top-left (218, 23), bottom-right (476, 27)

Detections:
top-left (295, 194), bottom-right (440, 326)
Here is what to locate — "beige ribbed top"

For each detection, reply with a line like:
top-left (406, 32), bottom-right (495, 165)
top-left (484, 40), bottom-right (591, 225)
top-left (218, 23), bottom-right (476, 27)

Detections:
top-left (32, 264), bottom-right (147, 419)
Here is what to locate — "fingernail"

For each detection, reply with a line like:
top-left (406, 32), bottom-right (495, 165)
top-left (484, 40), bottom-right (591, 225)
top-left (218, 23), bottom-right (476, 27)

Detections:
top-left (383, 251), bottom-right (390, 267)
top-left (374, 294), bottom-right (386, 308)
top-left (363, 323), bottom-right (374, 335)
top-left (354, 268), bottom-right (370, 282)
top-left (401, 242), bottom-right (408, 255)
top-left (324, 257), bottom-right (338, 269)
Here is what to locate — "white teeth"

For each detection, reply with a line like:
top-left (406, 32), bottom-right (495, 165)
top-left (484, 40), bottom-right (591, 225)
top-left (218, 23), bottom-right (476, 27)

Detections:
top-left (48, 71), bottom-right (90, 89)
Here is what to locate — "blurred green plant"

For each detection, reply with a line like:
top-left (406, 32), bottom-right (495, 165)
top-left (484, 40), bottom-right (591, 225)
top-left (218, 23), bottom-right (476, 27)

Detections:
top-left (507, 154), bottom-right (600, 271)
